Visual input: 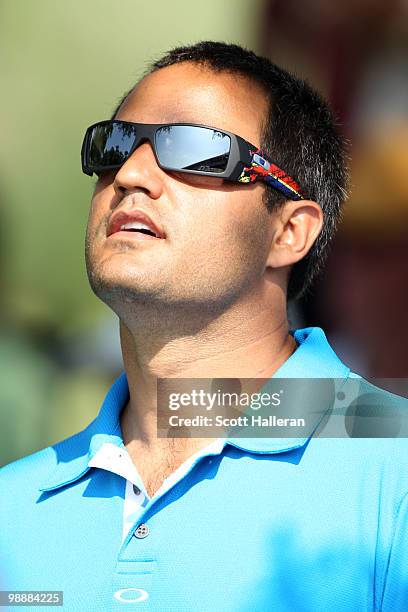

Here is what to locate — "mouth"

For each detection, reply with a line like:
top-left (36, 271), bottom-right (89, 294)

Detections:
top-left (107, 209), bottom-right (165, 241)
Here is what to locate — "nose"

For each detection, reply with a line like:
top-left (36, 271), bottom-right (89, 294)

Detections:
top-left (112, 141), bottom-right (164, 200)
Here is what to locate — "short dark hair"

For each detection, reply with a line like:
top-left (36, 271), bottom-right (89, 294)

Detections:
top-left (112, 41), bottom-right (349, 300)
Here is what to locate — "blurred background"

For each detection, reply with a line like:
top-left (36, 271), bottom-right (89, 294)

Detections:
top-left (1, 0), bottom-right (407, 466)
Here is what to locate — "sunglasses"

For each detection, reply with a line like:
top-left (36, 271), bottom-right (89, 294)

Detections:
top-left (81, 120), bottom-right (305, 201)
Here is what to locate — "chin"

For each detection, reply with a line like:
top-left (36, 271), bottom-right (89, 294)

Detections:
top-left (86, 265), bottom-right (166, 306)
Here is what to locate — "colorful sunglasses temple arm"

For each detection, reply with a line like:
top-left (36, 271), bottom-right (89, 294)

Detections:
top-left (237, 150), bottom-right (305, 200)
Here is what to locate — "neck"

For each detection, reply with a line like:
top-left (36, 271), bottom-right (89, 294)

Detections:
top-left (118, 287), bottom-right (297, 454)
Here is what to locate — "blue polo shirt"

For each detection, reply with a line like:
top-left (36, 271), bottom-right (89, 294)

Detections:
top-left (1, 326), bottom-right (408, 611)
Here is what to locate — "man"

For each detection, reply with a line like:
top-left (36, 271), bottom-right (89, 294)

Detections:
top-left (1, 41), bottom-right (407, 611)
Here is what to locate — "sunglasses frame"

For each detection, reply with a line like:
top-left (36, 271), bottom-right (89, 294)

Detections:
top-left (81, 119), bottom-right (304, 201)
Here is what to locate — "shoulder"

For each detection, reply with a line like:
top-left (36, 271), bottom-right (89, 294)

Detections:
top-left (0, 445), bottom-right (58, 526)
top-left (0, 425), bottom-right (90, 504)
top-left (0, 445), bottom-right (56, 491)
top-left (342, 374), bottom-right (408, 433)
top-left (335, 374), bottom-right (408, 489)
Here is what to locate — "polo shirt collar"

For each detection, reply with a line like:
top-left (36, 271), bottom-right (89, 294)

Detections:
top-left (227, 326), bottom-right (350, 453)
top-left (39, 373), bottom-right (129, 492)
top-left (39, 326), bottom-right (350, 492)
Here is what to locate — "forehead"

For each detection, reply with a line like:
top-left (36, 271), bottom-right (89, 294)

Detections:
top-left (116, 62), bottom-right (269, 146)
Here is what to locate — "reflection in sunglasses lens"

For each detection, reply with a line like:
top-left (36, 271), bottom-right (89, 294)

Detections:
top-left (89, 123), bottom-right (137, 168)
top-left (155, 125), bottom-right (230, 173)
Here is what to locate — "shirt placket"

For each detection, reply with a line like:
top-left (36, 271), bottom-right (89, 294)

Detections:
top-left (91, 439), bottom-right (225, 608)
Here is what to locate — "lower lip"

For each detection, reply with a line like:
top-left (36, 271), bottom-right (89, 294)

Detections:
top-left (108, 230), bottom-right (163, 241)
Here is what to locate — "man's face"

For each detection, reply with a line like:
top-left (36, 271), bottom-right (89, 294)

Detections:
top-left (85, 62), bottom-right (277, 316)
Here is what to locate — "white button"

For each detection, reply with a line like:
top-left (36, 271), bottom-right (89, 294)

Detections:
top-left (134, 523), bottom-right (149, 539)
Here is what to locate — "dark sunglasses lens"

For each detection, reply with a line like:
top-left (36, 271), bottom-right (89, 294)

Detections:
top-left (155, 125), bottom-right (230, 174)
top-left (87, 122), bottom-right (137, 169)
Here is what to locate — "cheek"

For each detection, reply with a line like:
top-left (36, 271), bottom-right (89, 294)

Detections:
top-left (217, 188), bottom-right (271, 254)
top-left (86, 199), bottom-right (99, 239)
top-left (87, 188), bottom-right (109, 234)
top-left (174, 185), bottom-right (271, 277)
top-left (168, 172), bottom-right (226, 189)
top-left (228, 204), bottom-right (272, 274)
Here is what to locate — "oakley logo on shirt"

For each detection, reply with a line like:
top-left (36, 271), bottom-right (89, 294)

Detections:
top-left (113, 587), bottom-right (149, 603)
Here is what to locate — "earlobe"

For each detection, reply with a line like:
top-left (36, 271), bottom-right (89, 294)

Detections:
top-left (266, 199), bottom-right (323, 269)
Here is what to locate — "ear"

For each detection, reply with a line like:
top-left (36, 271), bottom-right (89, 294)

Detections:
top-left (266, 200), bottom-right (323, 269)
